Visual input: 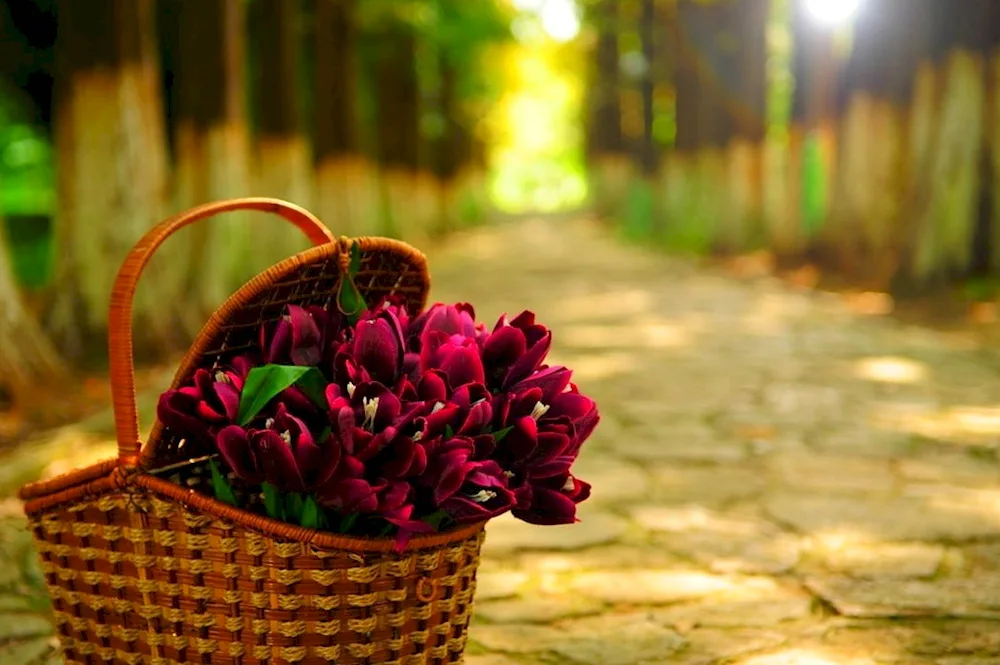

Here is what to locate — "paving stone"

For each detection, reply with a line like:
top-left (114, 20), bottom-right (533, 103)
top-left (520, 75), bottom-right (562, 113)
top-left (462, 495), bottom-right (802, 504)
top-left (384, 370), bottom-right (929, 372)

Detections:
top-left (675, 629), bottom-right (788, 665)
top-left (805, 575), bottom-right (1000, 618)
top-left (0, 614), bottom-right (55, 641)
top-left (0, 636), bottom-right (55, 665)
top-left (482, 508), bottom-right (628, 555)
top-left (649, 466), bottom-right (766, 506)
top-left (653, 592), bottom-right (814, 629)
top-left (768, 452), bottom-right (899, 495)
top-left (468, 623), bottom-right (565, 654)
top-left (634, 505), bottom-right (800, 574)
top-left (735, 646), bottom-right (878, 665)
top-left (764, 490), bottom-right (1000, 541)
top-left (897, 453), bottom-right (1000, 487)
top-left (622, 421), bottom-right (749, 465)
top-left (474, 595), bottom-right (605, 624)
top-left (550, 612), bottom-right (687, 665)
top-left (475, 571), bottom-right (530, 601)
top-left (569, 453), bottom-right (650, 505)
top-left (516, 544), bottom-right (686, 572)
top-left (809, 423), bottom-right (918, 459)
top-left (463, 655), bottom-right (525, 665)
top-left (566, 569), bottom-right (739, 605)
top-left (902, 621), bottom-right (1000, 657)
top-left (806, 537), bottom-right (945, 577)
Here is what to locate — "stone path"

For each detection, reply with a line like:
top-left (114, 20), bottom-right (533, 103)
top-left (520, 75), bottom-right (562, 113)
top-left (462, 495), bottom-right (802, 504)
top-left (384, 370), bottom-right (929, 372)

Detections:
top-left (4, 216), bottom-right (1000, 664)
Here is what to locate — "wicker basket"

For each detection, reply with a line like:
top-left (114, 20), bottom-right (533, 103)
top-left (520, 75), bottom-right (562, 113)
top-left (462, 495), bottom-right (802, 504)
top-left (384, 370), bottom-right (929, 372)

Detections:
top-left (18, 198), bottom-right (486, 665)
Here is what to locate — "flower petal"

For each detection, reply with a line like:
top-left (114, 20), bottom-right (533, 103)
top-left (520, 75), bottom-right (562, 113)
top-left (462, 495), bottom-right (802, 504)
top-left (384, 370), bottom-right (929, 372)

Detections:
top-left (253, 429), bottom-right (306, 492)
top-left (216, 425), bottom-right (263, 483)
top-left (503, 331), bottom-right (551, 388)
top-left (288, 304), bottom-right (323, 366)
top-left (441, 344), bottom-right (486, 389)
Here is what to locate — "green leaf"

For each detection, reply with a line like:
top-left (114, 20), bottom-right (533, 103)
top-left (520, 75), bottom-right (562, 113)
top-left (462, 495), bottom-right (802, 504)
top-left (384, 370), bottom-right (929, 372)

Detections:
top-left (492, 425), bottom-right (513, 443)
top-left (295, 368), bottom-right (330, 409)
top-left (262, 483), bottom-right (284, 520)
top-left (238, 364), bottom-right (316, 425)
top-left (317, 426), bottom-right (332, 443)
top-left (209, 460), bottom-right (238, 506)
top-left (338, 512), bottom-right (359, 534)
top-left (285, 492), bottom-right (305, 523)
top-left (348, 242), bottom-right (361, 276)
top-left (338, 277), bottom-right (366, 324)
top-left (421, 509), bottom-right (450, 532)
top-left (377, 521), bottom-right (395, 537)
top-left (300, 496), bottom-right (321, 529)
top-left (445, 424), bottom-right (455, 439)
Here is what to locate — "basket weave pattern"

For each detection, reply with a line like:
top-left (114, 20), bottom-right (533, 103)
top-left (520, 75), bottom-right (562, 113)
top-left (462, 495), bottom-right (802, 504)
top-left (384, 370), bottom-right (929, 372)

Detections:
top-left (30, 493), bottom-right (483, 665)
top-left (18, 199), bottom-right (486, 665)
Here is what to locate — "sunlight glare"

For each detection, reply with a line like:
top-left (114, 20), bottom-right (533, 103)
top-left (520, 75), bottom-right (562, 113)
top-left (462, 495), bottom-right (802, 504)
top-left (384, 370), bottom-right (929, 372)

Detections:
top-left (540, 0), bottom-right (580, 42)
top-left (804, 0), bottom-right (862, 25)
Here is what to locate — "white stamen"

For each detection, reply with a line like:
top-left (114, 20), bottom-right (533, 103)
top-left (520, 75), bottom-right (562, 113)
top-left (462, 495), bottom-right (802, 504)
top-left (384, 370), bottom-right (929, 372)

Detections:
top-left (362, 396), bottom-right (380, 429)
top-left (265, 418), bottom-right (275, 429)
top-left (347, 382), bottom-right (356, 398)
top-left (431, 401), bottom-right (446, 414)
top-left (214, 370), bottom-right (229, 384)
top-left (280, 430), bottom-right (292, 445)
top-left (503, 471), bottom-right (515, 479)
top-left (412, 431), bottom-right (423, 442)
top-left (563, 476), bottom-right (576, 491)
top-left (467, 489), bottom-right (497, 503)
top-left (530, 401), bottom-right (550, 421)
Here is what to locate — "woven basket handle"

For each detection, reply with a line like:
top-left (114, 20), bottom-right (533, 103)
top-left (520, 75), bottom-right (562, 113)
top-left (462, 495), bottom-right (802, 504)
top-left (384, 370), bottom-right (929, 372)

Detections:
top-left (109, 198), bottom-right (336, 467)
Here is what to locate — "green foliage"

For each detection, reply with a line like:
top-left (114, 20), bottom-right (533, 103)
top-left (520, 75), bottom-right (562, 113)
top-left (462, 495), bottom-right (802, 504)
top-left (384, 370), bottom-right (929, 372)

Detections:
top-left (0, 83), bottom-right (54, 218)
top-left (620, 179), bottom-right (656, 241)
top-left (209, 460), bottom-right (239, 506)
top-left (263, 483), bottom-right (283, 519)
top-left (237, 365), bottom-right (328, 425)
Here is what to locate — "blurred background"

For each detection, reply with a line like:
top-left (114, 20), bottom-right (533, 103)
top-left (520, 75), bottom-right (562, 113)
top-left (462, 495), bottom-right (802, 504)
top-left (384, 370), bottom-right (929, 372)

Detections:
top-left (2, 0), bottom-right (1000, 440)
top-left (6, 3), bottom-right (1000, 662)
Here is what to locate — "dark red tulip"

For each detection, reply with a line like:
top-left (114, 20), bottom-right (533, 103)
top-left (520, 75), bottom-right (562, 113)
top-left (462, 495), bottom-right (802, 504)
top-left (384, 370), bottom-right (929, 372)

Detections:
top-left (215, 403), bottom-right (340, 493)
top-left (512, 473), bottom-right (590, 525)
top-left (260, 304), bottom-right (336, 366)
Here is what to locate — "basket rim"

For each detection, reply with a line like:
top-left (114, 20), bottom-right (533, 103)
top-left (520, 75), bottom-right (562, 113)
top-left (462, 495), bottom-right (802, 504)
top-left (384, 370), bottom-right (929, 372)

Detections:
top-left (20, 463), bottom-right (485, 552)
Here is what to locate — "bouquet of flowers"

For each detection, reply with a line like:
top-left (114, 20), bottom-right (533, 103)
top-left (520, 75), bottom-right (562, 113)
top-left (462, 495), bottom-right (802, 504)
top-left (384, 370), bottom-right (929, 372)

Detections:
top-left (157, 295), bottom-right (599, 550)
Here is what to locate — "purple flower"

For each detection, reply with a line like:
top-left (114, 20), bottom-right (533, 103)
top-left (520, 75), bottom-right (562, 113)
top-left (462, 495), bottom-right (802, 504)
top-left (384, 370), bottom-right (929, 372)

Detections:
top-left (215, 403), bottom-right (340, 492)
top-left (421, 437), bottom-right (515, 523)
top-left (342, 307), bottom-right (405, 386)
top-left (409, 303), bottom-right (482, 350)
top-left (482, 311), bottom-right (552, 390)
top-left (512, 473), bottom-right (591, 525)
top-left (317, 477), bottom-right (380, 513)
top-left (260, 304), bottom-right (340, 366)
top-left (439, 460), bottom-right (516, 524)
top-left (419, 332), bottom-right (486, 389)
top-left (156, 358), bottom-right (251, 442)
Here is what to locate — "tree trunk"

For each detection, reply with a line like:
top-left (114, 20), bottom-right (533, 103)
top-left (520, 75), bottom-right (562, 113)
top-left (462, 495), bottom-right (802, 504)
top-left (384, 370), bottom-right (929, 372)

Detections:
top-left (314, 0), bottom-right (378, 236)
top-left (171, 0), bottom-right (254, 314)
top-left (665, 0), bottom-right (735, 253)
top-left (373, 21), bottom-right (424, 243)
top-left (48, 0), bottom-right (174, 360)
top-left (586, 0), bottom-right (630, 217)
top-left (724, 0), bottom-right (768, 251)
top-left (0, 220), bottom-right (65, 401)
top-left (901, 0), bottom-right (996, 287)
top-left (823, 0), bottom-right (928, 288)
top-left (429, 56), bottom-right (470, 236)
top-left (251, 0), bottom-right (312, 261)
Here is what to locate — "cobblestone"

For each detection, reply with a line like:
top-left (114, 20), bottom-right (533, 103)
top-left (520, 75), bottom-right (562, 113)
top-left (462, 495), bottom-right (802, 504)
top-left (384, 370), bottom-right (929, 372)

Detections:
top-left (3, 217), bottom-right (1000, 663)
